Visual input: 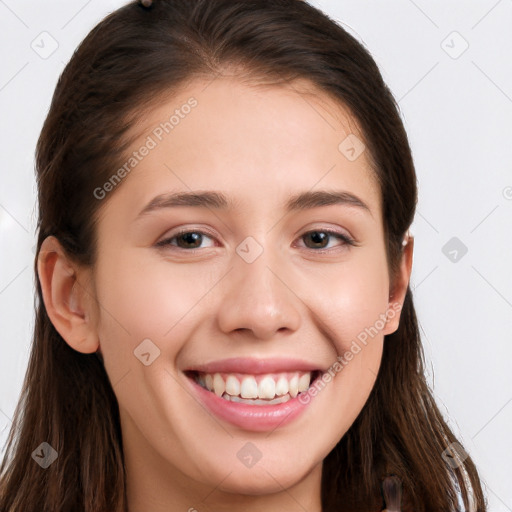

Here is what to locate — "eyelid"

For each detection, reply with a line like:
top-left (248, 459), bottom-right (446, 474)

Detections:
top-left (155, 225), bottom-right (219, 247)
top-left (294, 228), bottom-right (357, 249)
top-left (294, 222), bottom-right (358, 246)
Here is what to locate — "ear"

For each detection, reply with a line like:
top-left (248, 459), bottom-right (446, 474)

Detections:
top-left (37, 235), bottom-right (100, 354)
top-left (382, 234), bottom-right (414, 336)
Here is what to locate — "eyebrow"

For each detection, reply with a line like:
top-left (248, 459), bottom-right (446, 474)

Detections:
top-left (136, 189), bottom-right (372, 219)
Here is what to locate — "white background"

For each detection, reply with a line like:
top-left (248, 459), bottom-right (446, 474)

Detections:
top-left (0, 1), bottom-right (511, 510)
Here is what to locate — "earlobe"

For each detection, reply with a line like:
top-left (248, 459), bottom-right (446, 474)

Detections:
top-left (382, 234), bottom-right (414, 336)
top-left (37, 236), bottom-right (99, 354)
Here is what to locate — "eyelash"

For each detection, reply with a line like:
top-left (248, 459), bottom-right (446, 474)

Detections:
top-left (155, 228), bottom-right (357, 253)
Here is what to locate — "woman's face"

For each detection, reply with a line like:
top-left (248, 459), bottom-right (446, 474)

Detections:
top-left (84, 76), bottom-right (405, 505)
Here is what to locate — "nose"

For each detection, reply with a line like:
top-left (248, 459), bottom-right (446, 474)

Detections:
top-left (216, 244), bottom-right (302, 341)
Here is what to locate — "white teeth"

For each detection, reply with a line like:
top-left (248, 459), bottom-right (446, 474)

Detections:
top-left (288, 375), bottom-right (299, 398)
top-left (195, 371), bottom-right (315, 401)
top-left (240, 376), bottom-right (259, 399)
top-left (258, 376), bottom-right (276, 399)
top-left (225, 375), bottom-right (240, 396)
top-left (275, 376), bottom-right (289, 396)
top-left (213, 373), bottom-right (225, 397)
top-left (298, 373), bottom-right (311, 392)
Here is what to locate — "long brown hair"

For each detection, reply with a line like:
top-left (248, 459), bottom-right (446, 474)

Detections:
top-left (0, 1), bottom-right (487, 510)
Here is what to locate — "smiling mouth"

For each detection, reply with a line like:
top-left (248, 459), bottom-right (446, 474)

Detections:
top-left (185, 369), bottom-right (323, 405)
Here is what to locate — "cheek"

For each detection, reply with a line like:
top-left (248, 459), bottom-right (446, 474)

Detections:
top-left (304, 249), bottom-right (389, 414)
top-left (95, 250), bottom-right (196, 332)
top-left (307, 248), bottom-right (390, 348)
top-left (91, 249), bottom-right (223, 368)
top-left (89, 253), bottom-right (171, 379)
top-left (89, 250), bottom-right (217, 450)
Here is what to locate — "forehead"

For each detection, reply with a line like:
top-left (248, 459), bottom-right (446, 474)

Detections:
top-left (107, 75), bottom-right (381, 223)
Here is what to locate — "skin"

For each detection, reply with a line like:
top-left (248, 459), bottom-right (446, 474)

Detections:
top-left (38, 75), bottom-right (413, 512)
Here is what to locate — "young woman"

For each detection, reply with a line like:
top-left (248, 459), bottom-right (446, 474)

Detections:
top-left (0, 0), bottom-right (487, 510)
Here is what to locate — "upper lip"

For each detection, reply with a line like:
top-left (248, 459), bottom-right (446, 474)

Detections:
top-left (185, 357), bottom-right (325, 375)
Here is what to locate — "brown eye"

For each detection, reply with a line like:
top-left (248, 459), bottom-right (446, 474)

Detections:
top-left (175, 232), bottom-right (203, 249)
top-left (156, 230), bottom-right (216, 250)
top-left (299, 230), bottom-right (355, 250)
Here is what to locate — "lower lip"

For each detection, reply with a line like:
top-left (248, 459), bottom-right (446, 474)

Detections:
top-left (185, 374), bottom-right (316, 432)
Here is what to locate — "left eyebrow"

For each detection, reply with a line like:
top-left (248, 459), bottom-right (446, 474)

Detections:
top-left (135, 189), bottom-right (373, 219)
